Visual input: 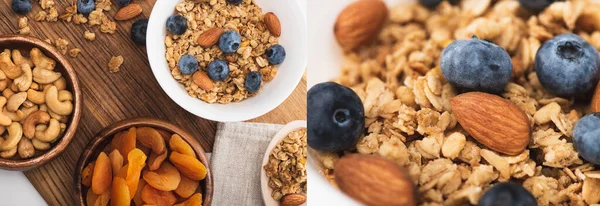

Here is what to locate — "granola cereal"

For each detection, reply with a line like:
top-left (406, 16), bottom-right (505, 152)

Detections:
top-left (69, 48), bottom-right (81, 58)
top-left (317, 0), bottom-right (600, 205)
top-left (165, 0), bottom-right (281, 104)
top-left (17, 17), bottom-right (30, 35)
top-left (84, 30), bottom-right (96, 41)
top-left (264, 129), bottom-right (307, 201)
top-left (108, 56), bottom-right (124, 73)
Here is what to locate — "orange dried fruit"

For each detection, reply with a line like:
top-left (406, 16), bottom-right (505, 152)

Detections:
top-left (87, 189), bottom-right (110, 206)
top-left (117, 164), bottom-right (128, 179)
top-left (174, 193), bottom-right (203, 206)
top-left (170, 152), bottom-right (207, 180)
top-left (91, 152), bottom-right (113, 195)
top-left (126, 149), bottom-right (147, 198)
top-left (156, 129), bottom-right (172, 142)
top-left (169, 134), bottom-right (195, 157)
top-left (136, 142), bottom-right (151, 156)
top-left (82, 161), bottom-right (95, 187)
top-left (109, 150), bottom-right (124, 176)
top-left (111, 128), bottom-right (137, 162)
top-left (141, 184), bottom-right (177, 206)
top-left (111, 177), bottom-right (131, 206)
top-left (137, 127), bottom-right (166, 155)
top-left (86, 189), bottom-right (98, 206)
top-left (148, 151), bottom-right (168, 171)
top-left (175, 175), bottom-right (199, 199)
top-left (133, 179), bottom-right (146, 206)
top-left (143, 162), bottom-right (181, 191)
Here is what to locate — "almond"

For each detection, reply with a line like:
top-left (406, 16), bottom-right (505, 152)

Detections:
top-left (450, 92), bottom-right (531, 155)
top-left (197, 27), bottom-right (224, 48)
top-left (334, 0), bottom-right (388, 52)
top-left (280, 193), bottom-right (306, 206)
top-left (264, 12), bottom-right (281, 37)
top-left (334, 154), bottom-right (416, 206)
top-left (115, 4), bottom-right (143, 21)
top-left (192, 71), bottom-right (214, 90)
top-left (591, 81), bottom-right (600, 112)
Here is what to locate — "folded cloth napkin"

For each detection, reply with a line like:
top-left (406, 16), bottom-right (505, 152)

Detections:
top-left (211, 122), bottom-right (283, 205)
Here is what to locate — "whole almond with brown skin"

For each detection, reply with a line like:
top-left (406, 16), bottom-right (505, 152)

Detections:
top-left (592, 82), bottom-right (600, 112)
top-left (335, 154), bottom-right (416, 206)
top-left (451, 92), bottom-right (531, 155)
top-left (264, 12), bottom-right (281, 37)
top-left (192, 71), bottom-right (214, 90)
top-left (334, 0), bottom-right (388, 52)
top-left (115, 4), bottom-right (143, 21)
top-left (280, 193), bottom-right (306, 206)
top-left (197, 27), bottom-right (224, 48)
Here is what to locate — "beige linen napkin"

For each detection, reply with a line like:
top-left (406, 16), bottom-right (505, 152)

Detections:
top-left (211, 122), bottom-right (283, 205)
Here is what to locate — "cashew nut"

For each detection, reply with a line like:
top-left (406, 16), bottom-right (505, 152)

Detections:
top-left (0, 97), bottom-right (12, 126)
top-left (32, 138), bottom-right (50, 151)
top-left (0, 126), bottom-right (6, 135)
top-left (30, 82), bottom-right (39, 90)
top-left (0, 79), bottom-right (8, 91)
top-left (27, 89), bottom-right (45, 104)
top-left (17, 138), bottom-right (34, 159)
top-left (9, 83), bottom-right (18, 92)
top-left (39, 104), bottom-right (47, 112)
top-left (0, 122), bottom-right (23, 151)
top-left (54, 77), bottom-right (67, 91)
top-left (2, 89), bottom-right (14, 98)
top-left (19, 106), bottom-right (38, 123)
top-left (7, 92), bottom-right (27, 112)
top-left (35, 118), bottom-right (60, 142)
top-left (32, 67), bottom-right (61, 84)
top-left (13, 64), bottom-right (32, 92)
top-left (22, 100), bottom-right (35, 108)
top-left (23, 111), bottom-right (50, 139)
top-left (30, 48), bottom-right (56, 71)
top-left (47, 108), bottom-right (65, 123)
top-left (45, 86), bottom-right (72, 116)
top-left (35, 124), bottom-right (47, 132)
top-left (0, 141), bottom-right (17, 158)
top-left (58, 90), bottom-right (72, 101)
top-left (12, 50), bottom-right (33, 67)
top-left (0, 70), bottom-right (6, 80)
top-left (3, 108), bottom-right (20, 122)
top-left (0, 50), bottom-right (22, 79)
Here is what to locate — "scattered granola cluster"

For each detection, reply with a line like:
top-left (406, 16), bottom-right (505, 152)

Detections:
top-left (33, 0), bottom-right (115, 35)
top-left (264, 129), bottom-right (307, 201)
top-left (165, 0), bottom-right (279, 104)
top-left (318, 0), bottom-right (600, 205)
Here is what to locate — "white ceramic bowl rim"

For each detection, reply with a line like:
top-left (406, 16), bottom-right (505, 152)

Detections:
top-left (147, 0), bottom-right (307, 122)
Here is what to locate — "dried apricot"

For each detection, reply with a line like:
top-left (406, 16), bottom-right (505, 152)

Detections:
top-left (175, 175), bottom-right (199, 198)
top-left (82, 161), bottom-right (95, 187)
top-left (109, 150), bottom-right (124, 176)
top-left (111, 177), bottom-right (130, 206)
top-left (169, 134), bottom-right (195, 157)
top-left (126, 149), bottom-right (147, 198)
top-left (170, 152), bottom-right (207, 180)
top-left (86, 189), bottom-right (98, 206)
top-left (174, 193), bottom-right (202, 206)
top-left (137, 127), bottom-right (166, 155)
top-left (117, 164), bottom-right (128, 179)
top-left (143, 162), bottom-right (181, 191)
top-left (141, 184), bottom-right (177, 206)
top-left (87, 189), bottom-right (110, 206)
top-left (111, 128), bottom-right (137, 162)
top-left (148, 151), bottom-right (168, 171)
top-left (91, 152), bottom-right (113, 195)
top-left (133, 179), bottom-right (146, 206)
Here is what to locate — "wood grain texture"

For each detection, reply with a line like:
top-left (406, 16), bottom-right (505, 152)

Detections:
top-left (0, 1), bottom-right (306, 205)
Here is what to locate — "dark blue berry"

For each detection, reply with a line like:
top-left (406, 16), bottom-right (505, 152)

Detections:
top-left (116, 0), bottom-right (130, 7)
top-left (178, 55), bottom-right (198, 75)
top-left (308, 82), bottom-right (365, 152)
top-left (266, 44), bottom-right (286, 65)
top-left (244, 71), bottom-right (262, 93)
top-left (77, 0), bottom-right (96, 15)
top-left (419, 0), bottom-right (443, 8)
top-left (218, 31), bottom-right (241, 54)
top-left (441, 36), bottom-right (512, 94)
top-left (131, 19), bottom-right (148, 45)
top-left (11, 0), bottom-right (32, 14)
top-left (207, 59), bottom-right (230, 81)
top-left (166, 14), bottom-right (188, 35)
top-left (519, 0), bottom-right (557, 12)
top-left (478, 182), bottom-right (537, 206)
top-left (535, 33), bottom-right (600, 97)
top-left (573, 113), bottom-right (600, 165)
top-left (226, 0), bottom-right (242, 5)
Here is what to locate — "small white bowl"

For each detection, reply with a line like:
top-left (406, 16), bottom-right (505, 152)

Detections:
top-left (147, 0), bottom-right (307, 122)
top-left (261, 120), bottom-right (307, 206)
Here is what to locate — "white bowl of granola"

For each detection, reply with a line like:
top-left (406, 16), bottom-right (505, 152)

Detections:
top-left (147, 0), bottom-right (307, 122)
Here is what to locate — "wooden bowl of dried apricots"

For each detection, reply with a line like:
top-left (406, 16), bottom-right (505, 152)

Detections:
top-left (75, 117), bottom-right (212, 206)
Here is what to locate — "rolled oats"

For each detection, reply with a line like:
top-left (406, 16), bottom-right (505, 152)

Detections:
top-left (264, 129), bottom-right (307, 201)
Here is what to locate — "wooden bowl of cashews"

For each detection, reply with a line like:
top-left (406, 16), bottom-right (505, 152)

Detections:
top-left (0, 35), bottom-right (82, 171)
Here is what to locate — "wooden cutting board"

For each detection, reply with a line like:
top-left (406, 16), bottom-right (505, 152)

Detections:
top-left (0, 1), bottom-right (306, 205)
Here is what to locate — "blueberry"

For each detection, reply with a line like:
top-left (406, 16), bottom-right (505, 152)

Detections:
top-left (308, 82), bottom-right (365, 152)
top-left (130, 19), bottom-right (148, 45)
top-left (478, 182), bottom-right (537, 206)
top-left (573, 113), bottom-right (600, 165)
top-left (519, 0), bottom-right (557, 12)
top-left (77, 0), bottom-right (96, 15)
top-left (166, 14), bottom-right (188, 35)
top-left (419, 0), bottom-right (443, 8)
top-left (116, 0), bottom-right (130, 7)
top-left (218, 31), bottom-right (242, 54)
top-left (11, 0), bottom-right (32, 14)
top-left (535, 33), bottom-right (600, 97)
top-left (178, 55), bottom-right (198, 75)
top-left (266, 44), bottom-right (286, 65)
top-left (207, 59), bottom-right (230, 81)
top-left (226, 0), bottom-right (242, 5)
top-left (441, 35), bottom-right (512, 94)
top-left (244, 71), bottom-right (262, 93)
